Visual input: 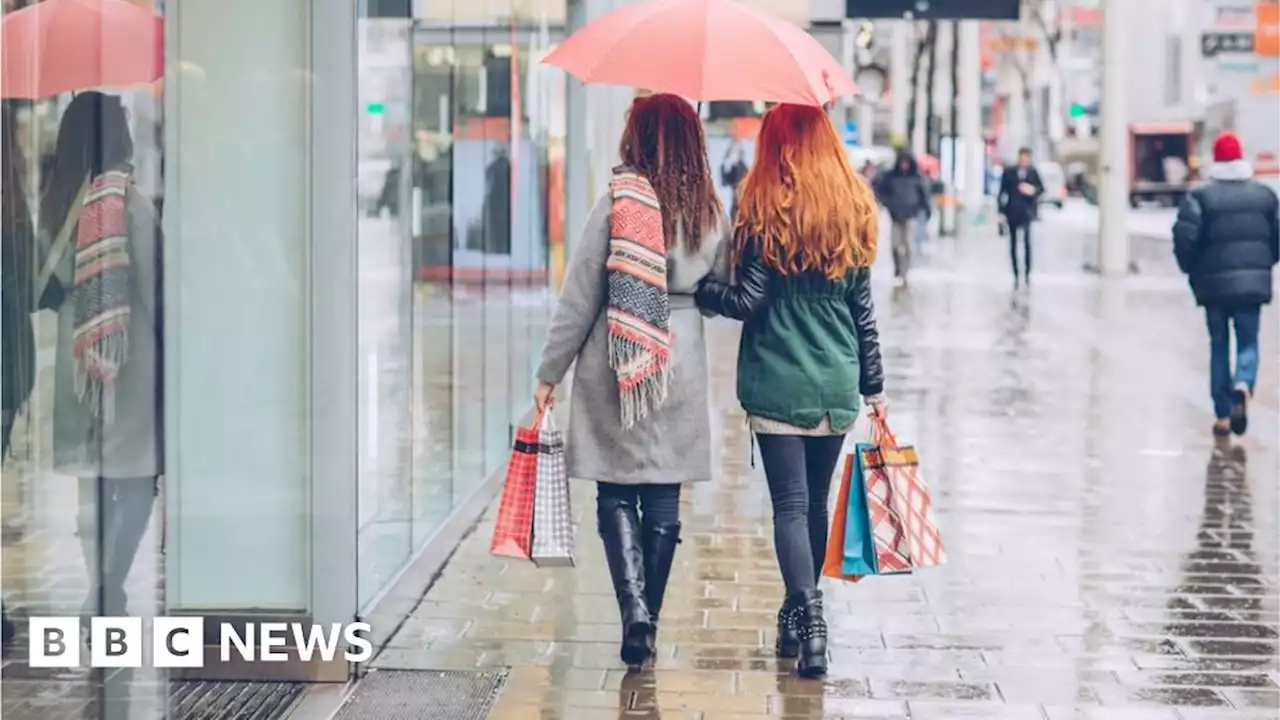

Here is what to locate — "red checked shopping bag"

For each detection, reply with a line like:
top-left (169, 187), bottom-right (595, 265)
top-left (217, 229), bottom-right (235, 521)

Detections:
top-left (863, 412), bottom-right (946, 570)
top-left (489, 410), bottom-right (544, 559)
top-left (824, 411), bottom-right (946, 582)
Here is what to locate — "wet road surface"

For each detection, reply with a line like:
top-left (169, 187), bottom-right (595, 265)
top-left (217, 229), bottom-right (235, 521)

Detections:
top-left (376, 224), bottom-right (1280, 719)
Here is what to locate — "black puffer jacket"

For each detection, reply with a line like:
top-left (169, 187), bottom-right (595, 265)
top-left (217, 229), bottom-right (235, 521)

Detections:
top-left (1173, 162), bottom-right (1280, 306)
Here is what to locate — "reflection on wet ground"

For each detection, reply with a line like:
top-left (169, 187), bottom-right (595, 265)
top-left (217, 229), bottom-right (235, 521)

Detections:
top-left (377, 230), bottom-right (1279, 719)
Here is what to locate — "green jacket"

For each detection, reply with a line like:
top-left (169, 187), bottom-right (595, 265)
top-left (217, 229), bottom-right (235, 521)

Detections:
top-left (695, 241), bottom-right (884, 429)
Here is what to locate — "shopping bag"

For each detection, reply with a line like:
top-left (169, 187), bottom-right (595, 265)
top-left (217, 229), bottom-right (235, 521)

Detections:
top-left (530, 411), bottom-right (576, 567)
top-left (489, 410), bottom-right (543, 559)
top-left (823, 445), bottom-right (876, 582)
top-left (865, 413), bottom-right (946, 569)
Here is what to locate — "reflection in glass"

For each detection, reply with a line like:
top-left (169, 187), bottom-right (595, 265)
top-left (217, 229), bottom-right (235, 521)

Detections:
top-left (3, 82), bottom-right (165, 718)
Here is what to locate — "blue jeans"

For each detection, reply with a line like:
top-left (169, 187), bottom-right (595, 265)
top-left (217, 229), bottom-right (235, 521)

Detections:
top-left (1205, 305), bottom-right (1261, 419)
top-left (915, 208), bottom-right (929, 249)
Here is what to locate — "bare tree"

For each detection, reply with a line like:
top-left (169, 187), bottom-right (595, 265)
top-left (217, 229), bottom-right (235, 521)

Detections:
top-left (996, 0), bottom-right (1063, 156)
top-left (906, 21), bottom-right (937, 151)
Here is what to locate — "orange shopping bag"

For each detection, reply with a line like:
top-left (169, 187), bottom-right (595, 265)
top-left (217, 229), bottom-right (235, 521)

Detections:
top-left (822, 452), bottom-right (864, 582)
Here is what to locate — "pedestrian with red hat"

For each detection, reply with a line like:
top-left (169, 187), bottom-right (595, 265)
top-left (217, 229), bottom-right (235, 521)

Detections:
top-left (1172, 132), bottom-right (1280, 438)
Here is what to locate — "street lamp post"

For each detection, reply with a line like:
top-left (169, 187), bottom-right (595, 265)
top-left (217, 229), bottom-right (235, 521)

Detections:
top-left (1097, 0), bottom-right (1130, 275)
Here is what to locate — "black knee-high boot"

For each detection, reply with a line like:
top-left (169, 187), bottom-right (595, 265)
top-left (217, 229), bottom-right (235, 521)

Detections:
top-left (597, 495), bottom-right (652, 667)
top-left (642, 521), bottom-right (681, 653)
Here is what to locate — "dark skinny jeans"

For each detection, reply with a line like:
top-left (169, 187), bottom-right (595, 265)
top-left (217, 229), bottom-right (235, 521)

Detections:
top-left (597, 482), bottom-right (682, 526)
top-left (755, 433), bottom-right (847, 596)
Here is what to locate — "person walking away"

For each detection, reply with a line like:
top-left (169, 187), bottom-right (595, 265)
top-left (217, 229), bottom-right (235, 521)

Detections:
top-left (37, 92), bottom-right (165, 629)
top-left (874, 149), bottom-right (930, 286)
top-left (696, 104), bottom-right (886, 678)
top-left (1172, 132), bottom-right (1279, 438)
top-left (998, 147), bottom-right (1044, 288)
top-left (533, 94), bottom-right (729, 668)
top-left (1, 106), bottom-right (37, 645)
top-left (720, 139), bottom-right (749, 218)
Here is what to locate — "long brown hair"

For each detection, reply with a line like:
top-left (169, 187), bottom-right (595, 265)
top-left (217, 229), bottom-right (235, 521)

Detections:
top-left (734, 104), bottom-right (877, 279)
top-left (618, 94), bottom-right (722, 252)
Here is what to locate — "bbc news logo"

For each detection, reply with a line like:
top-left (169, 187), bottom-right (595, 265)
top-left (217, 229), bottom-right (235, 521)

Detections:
top-left (29, 617), bottom-right (373, 668)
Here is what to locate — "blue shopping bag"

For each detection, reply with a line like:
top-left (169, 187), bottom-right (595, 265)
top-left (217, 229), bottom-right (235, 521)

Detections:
top-left (841, 443), bottom-right (879, 575)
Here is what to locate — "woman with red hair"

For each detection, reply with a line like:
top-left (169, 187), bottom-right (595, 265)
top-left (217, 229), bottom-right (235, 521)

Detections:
top-left (696, 103), bottom-right (886, 678)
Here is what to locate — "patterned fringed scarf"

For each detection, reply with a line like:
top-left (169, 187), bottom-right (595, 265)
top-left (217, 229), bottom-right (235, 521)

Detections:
top-left (606, 169), bottom-right (671, 429)
top-left (72, 170), bottom-right (133, 422)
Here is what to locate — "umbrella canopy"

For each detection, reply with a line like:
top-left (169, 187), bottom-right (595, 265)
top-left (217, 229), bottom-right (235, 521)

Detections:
top-left (543, 0), bottom-right (856, 106)
top-left (2, 0), bottom-right (163, 99)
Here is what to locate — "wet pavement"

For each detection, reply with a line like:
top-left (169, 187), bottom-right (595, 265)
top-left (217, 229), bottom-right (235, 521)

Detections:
top-left (373, 223), bottom-right (1280, 719)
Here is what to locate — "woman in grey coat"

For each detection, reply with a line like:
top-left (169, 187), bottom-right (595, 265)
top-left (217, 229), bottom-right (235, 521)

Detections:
top-left (37, 92), bottom-right (163, 624)
top-left (533, 94), bottom-right (728, 668)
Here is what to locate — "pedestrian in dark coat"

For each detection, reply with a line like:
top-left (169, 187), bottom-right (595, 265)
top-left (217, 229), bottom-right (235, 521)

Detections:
top-left (697, 104), bottom-right (886, 679)
top-left (873, 149), bottom-right (930, 284)
top-left (1172, 132), bottom-right (1280, 437)
top-left (998, 147), bottom-right (1044, 288)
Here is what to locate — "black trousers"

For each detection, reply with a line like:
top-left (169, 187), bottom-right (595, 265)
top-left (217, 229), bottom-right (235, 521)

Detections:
top-left (755, 434), bottom-right (847, 596)
top-left (1009, 222), bottom-right (1033, 280)
top-left (597, 482), bottom-right (681, 526)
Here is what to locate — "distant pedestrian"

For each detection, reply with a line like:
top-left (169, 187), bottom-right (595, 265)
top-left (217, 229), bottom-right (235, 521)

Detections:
top-left (874, 149), bottom-right (930, 285)
top-left (696, 104), bottom-right (886, 679)
top-left (998, 147), bottom-right (1044, 288)
top-left (1172, 132), bottom-right (1279, 438)
top-left (533, 94), bottom-right (730, 669)
top-left (720, 139), bottom-right (749, 218)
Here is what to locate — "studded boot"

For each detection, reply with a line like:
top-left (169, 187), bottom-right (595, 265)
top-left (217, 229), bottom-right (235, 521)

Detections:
top-left (597, 496), bottom-right (653, 667)
top-left (641, 521), bottom-right (681, 655)
top-left (793, 589), bottom-right (828, 678)
top-left (775, 596), bottom-right (801, 658)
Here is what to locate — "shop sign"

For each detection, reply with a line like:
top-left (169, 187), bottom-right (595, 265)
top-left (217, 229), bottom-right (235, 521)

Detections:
top-left (846, 0), bottom-right (1020, 20)
top-left (1202, 31), bottom-right (1255, 57)
top-left (991, 36), bottom-right (1039, 53)
top-left (1214, 4), bottom-right (1257, 28)
top-left (1249, 71), bottom-right (1280, 93)
top-left (1257, 1), bottom-right (1280, 56)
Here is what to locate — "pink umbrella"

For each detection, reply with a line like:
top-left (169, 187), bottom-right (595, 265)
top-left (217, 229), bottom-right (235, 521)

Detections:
top-left (2, 0), bottom-right (163, 99)
top-left (543, 0), bottom-right (856, 106)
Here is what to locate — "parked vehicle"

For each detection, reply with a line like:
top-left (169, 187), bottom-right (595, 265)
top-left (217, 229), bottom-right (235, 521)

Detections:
top-left (1130, 121), bottom-right (1194, 208)
top-left (1036, 161), bottom-right (1067, 209)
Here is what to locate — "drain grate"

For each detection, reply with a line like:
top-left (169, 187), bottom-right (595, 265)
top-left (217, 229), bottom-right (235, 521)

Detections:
top-left (170, 681), bottom-right (306, 720)
top-left (332, 669), bottom-right (507, 720)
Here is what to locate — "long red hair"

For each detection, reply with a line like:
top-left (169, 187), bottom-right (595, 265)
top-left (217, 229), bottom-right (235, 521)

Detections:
top-left (619, 93), bottom-right (723, 252)
top-left (734, 104), bottom-right (877, 279)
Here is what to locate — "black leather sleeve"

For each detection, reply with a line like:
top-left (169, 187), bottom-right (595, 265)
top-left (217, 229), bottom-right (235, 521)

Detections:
top-left (848, 268), bottom-right (884, 396)
top-left (695, 240), bottom-right (770, 321)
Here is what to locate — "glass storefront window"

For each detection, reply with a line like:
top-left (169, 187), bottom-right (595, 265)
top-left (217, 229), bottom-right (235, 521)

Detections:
top-left (355, 1), bottom-right (562, 608)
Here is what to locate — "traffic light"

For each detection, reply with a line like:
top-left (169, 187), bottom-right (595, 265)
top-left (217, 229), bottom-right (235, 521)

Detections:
top-left (1069, 103), bottom-right (1086, 119)
top-left (847, 0), bottom-right (1020, 20)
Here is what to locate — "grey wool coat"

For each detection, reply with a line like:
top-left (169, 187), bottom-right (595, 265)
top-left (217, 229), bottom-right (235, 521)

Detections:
top-left (47, 187), bottom-right (164, 480)
top-left (536, 195), bottom-right (729, 485)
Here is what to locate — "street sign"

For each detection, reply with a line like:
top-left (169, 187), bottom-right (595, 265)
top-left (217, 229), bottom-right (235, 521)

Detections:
top-left (844, 120), bottom-right (860, 145)
top-left (847, 0), bottom-right (1020, 20)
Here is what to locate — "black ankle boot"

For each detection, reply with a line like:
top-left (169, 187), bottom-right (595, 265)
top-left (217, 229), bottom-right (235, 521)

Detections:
top-left (597, 497), bottom-right (653, 667)
top-left (793, 589), bottom-right (828, 677)
top-left (642, 521), bottom-right (681, 654)
top-left (775, 597), bottom-right (800, 658)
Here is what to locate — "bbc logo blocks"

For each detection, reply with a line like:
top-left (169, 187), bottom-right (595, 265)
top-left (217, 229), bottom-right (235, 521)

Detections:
top-left (29, 617), bottom-right (205, 668)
